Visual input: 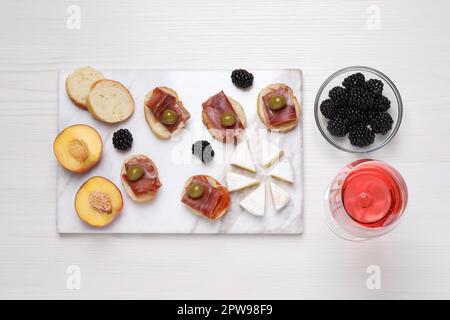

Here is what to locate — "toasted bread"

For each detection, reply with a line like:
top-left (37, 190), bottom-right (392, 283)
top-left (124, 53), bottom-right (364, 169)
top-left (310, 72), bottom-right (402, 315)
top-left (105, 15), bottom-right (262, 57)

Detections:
top-left (120, 155), bottom-right (161, 202)
top-left (87, 79), bottom-right (134, 124)
top-left (66, 66), bottom-right (105, 109)
top-left (257, 83), bottom-right (301, 132)
top-left (144, 87), bottom-right (190, 139)
top-left (202, 94), bottom-right (247, 143)
top-left (182, 175), bottom-right (230, 220)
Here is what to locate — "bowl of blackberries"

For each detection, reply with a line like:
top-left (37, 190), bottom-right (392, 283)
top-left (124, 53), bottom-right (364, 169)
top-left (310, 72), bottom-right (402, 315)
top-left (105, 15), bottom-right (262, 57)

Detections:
top-left (314, 66), bottom-right (403, 153)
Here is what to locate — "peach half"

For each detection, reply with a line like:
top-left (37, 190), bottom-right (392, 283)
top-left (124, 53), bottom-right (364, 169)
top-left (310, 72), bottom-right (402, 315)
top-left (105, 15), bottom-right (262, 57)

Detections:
top-left (53, 124), bottom-right (102, 173)
top-left (75, 176), bottom-right (123, 227)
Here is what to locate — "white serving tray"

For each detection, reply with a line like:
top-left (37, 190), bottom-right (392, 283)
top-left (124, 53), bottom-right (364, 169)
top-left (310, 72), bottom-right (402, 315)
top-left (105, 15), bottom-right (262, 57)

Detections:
top-left (57, 69), bottom-right (303, 233)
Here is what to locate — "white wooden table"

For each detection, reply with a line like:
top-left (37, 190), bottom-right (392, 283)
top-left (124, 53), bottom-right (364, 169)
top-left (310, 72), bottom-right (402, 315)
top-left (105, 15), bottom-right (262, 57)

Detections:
top-left (1, 0), bottom-right (449, 299)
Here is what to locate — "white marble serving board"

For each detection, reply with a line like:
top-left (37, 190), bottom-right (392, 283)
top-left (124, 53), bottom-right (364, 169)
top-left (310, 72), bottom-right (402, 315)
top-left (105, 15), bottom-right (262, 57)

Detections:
top-left (57, 69), bottom-right (303, 233)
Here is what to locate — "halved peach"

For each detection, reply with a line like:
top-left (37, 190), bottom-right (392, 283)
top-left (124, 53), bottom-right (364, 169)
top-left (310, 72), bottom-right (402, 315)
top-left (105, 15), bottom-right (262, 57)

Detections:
top-left (53, 124), bottom-right (102, 173)
top-left (75, 176), bottom-right (123, 227)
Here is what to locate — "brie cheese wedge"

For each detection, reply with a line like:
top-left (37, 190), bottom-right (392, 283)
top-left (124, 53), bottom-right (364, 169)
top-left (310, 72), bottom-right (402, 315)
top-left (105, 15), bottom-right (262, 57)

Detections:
top-left (226, 171), bottom-right (259, 192)
top-left (269, 182), bottom-right (290, 211)
top-left (269, 158), bottom-right (294, 183)
top-left (240, 184), bottom-right (266, 216)
top-left (260, 139), bottom-right (283, 168)
top-left (230, 140), bottom-right (256, 173)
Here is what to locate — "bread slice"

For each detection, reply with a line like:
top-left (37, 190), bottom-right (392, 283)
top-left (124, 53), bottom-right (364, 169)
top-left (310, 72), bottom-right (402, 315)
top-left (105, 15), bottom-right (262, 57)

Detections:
top-left (66, 66), bottom-right (105, 109)
top-left (257, 83), bottom-right (301, 132)
top-left (87, 79), bottom-right (134, 124)
top-left (182, 175), bottom-right (230, 220)
top-left (202, 94), bottom-right (247, 143)
top-left (144, 87), bottom-right (190, 139)
top-left (120, 155), bottom-right (160, 202)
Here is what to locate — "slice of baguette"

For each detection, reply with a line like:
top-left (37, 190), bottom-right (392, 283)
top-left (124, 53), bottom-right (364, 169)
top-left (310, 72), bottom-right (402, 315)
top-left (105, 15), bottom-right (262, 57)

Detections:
top-left (87, 79), bottom-right (134, 124)
top-left (257, 83), bottom-right (301, 132)
top-left (181, 175), bottom-right (230, 220)
top-left (66, 66), bottom-right (105, 109)
top-left (144, 87), bottom-right (190, 139)
top-left (120, 155), bottom-right (160, 202)
top-left (202, 94), bottom-right (247, 143)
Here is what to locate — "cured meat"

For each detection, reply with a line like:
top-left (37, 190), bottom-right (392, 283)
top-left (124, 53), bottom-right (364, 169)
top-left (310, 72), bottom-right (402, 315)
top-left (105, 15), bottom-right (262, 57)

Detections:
top-left (262, 87), bottom-right (297, 127)
top-left (202, 91), bottom-right (244, 142)
top-left (122, 156), bottom-right (161, 195)
top-left (145, 87), bottom-right (190, 132)
top-left (181, 175), bottom-right (230, 219)
top-left (145, 87), bottom-right (166, 112)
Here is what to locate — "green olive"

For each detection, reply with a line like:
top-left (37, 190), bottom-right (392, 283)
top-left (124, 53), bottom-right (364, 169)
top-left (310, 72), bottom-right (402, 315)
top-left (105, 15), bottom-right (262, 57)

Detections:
top-left (161, 109), bottom-right (179, 125)
top-left (126, 165), bottom-right (144, 181)
top-left (220, 112), bottom-right (237, 127)
top-left (188, 182), bottom-right (205, 199)
top-left (269, 95), bottom-right (286, 111)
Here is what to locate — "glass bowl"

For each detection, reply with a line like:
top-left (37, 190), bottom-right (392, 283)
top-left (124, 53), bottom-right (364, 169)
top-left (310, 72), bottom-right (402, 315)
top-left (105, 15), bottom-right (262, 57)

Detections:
top-left (314, 66), bottom-right (403, 153)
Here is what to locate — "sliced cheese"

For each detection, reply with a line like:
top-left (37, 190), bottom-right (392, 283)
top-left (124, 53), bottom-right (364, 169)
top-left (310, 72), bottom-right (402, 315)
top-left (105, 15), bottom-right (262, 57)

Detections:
top-left (269, 182), bottom-right (290, 211)
top-left (240, 184), bottom-right (266, 217)
top-left (226, 172), bottom-right (259, 192)
top-left (230, 140), bottom-right (256, 173)
top-left (269, 158), bottom-right (294, 183)
top-left (260, 139), bottom-right (283, 168)
top-left (245, 130), bottom-right (259, 161)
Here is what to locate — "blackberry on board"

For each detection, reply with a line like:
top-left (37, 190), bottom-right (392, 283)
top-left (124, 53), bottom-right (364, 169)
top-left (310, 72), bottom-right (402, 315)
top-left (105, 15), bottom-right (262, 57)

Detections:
top-left (112, 129), bottom-right (133, 151)
top-left (327, 116), bottom-right (348, 137)
top-left (365, 79), bottom-right (384, 96)
top-left (347, 87), bottom-right (373, 110)
top-left (329, 86), bottom-right (348, 106)
top-left (192, 140), bottom-right (215, 163)
top-left (342, 72), bottom-right (365, 89)
top-left (348, 125), bottom-right (375, 147)
top-left (370, 112), bottom-right (393, 135)
top-left (231, 69), bottom-right (254, 88)
top-left (372, 95), bottom-right (391, 112)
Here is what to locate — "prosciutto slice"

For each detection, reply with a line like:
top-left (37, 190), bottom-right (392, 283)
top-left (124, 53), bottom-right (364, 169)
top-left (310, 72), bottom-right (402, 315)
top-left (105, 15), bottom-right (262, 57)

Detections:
top-left (181, 175), bottom-right (230, 220)
top-left (122, 156), bottom-right (161, 195)
top-left (145, 87), bottom-right (190, 132)
top-left (202, 91), bottom-right (244, 142)
top-left (262, 86), bottom-right (297, 127)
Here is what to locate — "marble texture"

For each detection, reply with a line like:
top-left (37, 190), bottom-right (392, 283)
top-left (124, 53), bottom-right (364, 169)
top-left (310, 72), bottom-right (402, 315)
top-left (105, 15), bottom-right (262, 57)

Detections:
top-left (57, 69), bottom-right (303, 233)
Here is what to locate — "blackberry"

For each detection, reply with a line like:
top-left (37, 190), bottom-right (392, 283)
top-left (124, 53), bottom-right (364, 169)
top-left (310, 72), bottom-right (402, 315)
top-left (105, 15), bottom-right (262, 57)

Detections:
top-left (231, 69), bottom-right (254, 88)
top-left (366, 110), bottom-right (378, 121)
top-left (334, 107), bottom-right (348, 120)
top-left (365, 79), bottom-right (384, 96)
top-left (342, 72), bottom-right (365, 89)
top-left (370, 112), bottom-right (393, 135)
top-left (327, 117), bottom-right (348, 137)
top-left (329, 86), bottom-right (348, 106)
top-left (112, 129), bottom-right (133, 151)
top-left (372, 95), bottom-right (391, 112)
top-left (347, 87), bottom-right (373, 110)
top-left (347, 121), bottom-right (368, 133)
top-left (348, 125), bottom-right (375, 147)
top-left (346, 107), bottom-right (367, 122)
top-left (320, 99), bottom-right (339, 119)
top-left (192, 140), bottom-right (215, 163)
